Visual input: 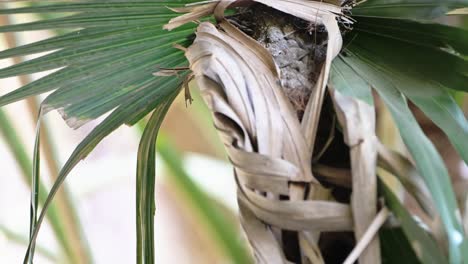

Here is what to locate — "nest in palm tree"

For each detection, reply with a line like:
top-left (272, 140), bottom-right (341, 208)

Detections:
top-left (166, 1), bottom-right (380, 263)
top-left (228, 4), bottom-right (329, 118)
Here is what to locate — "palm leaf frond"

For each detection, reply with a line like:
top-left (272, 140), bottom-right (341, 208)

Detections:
top-left (0, 1), bottom-right (198, 263)
top-left (344, 31), bottom-right (468, 161)
top-left (332, 2), bottom-right (468, 262)
top-left (136, 94), bottom-right (178, 263)
top-left (335, 45), bottom-right (467, 263)
top-left (353, 0), bottom-right (468, 20)
top-left (0, 10), bottom-right (196, 127)
top-left (380, 179), bottom-right (447, 263)
top-left (25, 80), bottom-right (184, 262)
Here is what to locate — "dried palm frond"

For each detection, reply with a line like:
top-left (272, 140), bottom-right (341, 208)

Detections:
top-left (166, 1), bottom-right (382, 263)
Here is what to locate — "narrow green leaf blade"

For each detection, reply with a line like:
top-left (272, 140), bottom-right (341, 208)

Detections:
top-left (346, 32), bottom-right (468, 164)
top-left (0, 6), bottom-right (196, 127)
top-left (353, 0), bottom-right (468, 20)
top-left (340, 50), bottom-right (467, 263)
top-left (0, 27), bottom-right (192, 78)
top-left (24, 83), bottom-right (182, 262)
top-left (380, 179), bottom-right (447, 263)
top-left (0, 11), bottom-right (176, 32)
top-left (380, 228), bottom-right (421, 264)
top-left (0, 2), bottom-right (182, 14)
top-left (330, 56), bottom-right (374, 105)
top-left (0, 26), bottom-right (134, 59)
top-left (353, 16), bottom-right (468, 56)
top-left (346, 32), bottom-right (468, 93)
top-left (136, 98), bottom-right (174, 264)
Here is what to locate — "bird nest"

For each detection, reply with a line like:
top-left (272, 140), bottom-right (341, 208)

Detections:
top-left (165, 1), bottom-right (384, 263)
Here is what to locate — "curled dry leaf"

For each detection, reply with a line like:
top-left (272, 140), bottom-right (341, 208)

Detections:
top-left (331, 88), bottom-right (380, 264)
top-left (164, 0), bottom-right (386, 263)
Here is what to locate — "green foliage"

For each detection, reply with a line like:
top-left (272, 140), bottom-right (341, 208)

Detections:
top-left (331, 3), bottom-right (468, 261)
top-left (0, 1), bottom-right (198, 263)
top-left (380, 227), bottom-right (421, 264)
top-left (353, 0), bottom-right (468, 20)
top-left (0, 0), bottom-right (467, 263)
top-left (136, 94), bottom-right (178, 263)
top-left (380, 179), bottom-right (447, 263)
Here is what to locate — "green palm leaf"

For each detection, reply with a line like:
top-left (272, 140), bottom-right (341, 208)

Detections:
top-left (352, 16), bottom-right (468, 55)
top-left (353, 0), bottom-right (468, 20)
top-left (331, 9), bottom-right (468, 261)
top-left (330, 56), bottom-right (373, 105)
top-left (0, 19), bottom-right (195, 126)
top-left (336, 48), bottom-right (467, 263)
top-left (0, 2), bottom-right (185, 14)
top-left (344, 32), bottom-right (468, 163)
top-left (380, 179), bottom-right (447, 263)
top-left (136, 94), bottom-right (177, 263)
top-left (25, 80), bottom-right (183, 262)
top-left (0, 1), bottom-right (197, 263)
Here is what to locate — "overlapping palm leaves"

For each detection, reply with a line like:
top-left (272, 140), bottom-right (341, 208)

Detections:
top-left (0, 0), bottom-right (467, 263)
top-left (332, 1), bottom-right (468, 262)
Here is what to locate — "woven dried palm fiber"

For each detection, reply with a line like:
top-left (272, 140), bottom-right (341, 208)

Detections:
top-left (166, 1), bottom-right (380, 263)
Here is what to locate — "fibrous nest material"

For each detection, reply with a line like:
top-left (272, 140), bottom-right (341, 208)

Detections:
top-left (228, 4), bottom-right (328, 118)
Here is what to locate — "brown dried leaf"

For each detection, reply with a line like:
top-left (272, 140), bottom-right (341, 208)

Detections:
top-left (331, 89), bottom-right (381, 264)
top-left (168, 1), bottom-right (353, 263)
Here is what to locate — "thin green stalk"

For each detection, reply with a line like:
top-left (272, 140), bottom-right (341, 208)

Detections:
top-left (0, 9), bottom-right (92, 263)
top-left (0, 110), bottom-right (69, 259)
top-left (135, 121), bottom-right (251, 263)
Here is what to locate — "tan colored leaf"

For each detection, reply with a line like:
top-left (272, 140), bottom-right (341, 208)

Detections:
top-left (331, 88), bottom-right (381, 264)
top-left (166, 1), bottom-right (357, 263)
top-left (447, 8), bottom-right (468, 15)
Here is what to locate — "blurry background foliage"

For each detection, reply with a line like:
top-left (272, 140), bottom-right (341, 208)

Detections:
top-left (0, 1), bottom-right (467, 264)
